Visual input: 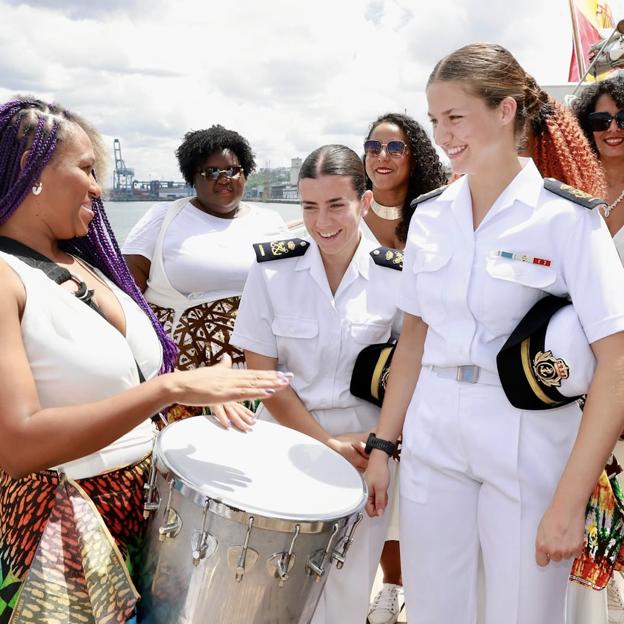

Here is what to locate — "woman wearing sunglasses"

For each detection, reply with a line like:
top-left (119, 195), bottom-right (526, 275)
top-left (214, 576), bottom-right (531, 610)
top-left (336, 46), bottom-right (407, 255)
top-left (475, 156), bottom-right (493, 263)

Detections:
top-left (574, 75), bottom-right (624, 259)
top-left (362, 113), bottom-right (446, 624)
top-left (573, 74), bottom-right (624, 624)
top-left (123, 125), bottom-right (287, 428)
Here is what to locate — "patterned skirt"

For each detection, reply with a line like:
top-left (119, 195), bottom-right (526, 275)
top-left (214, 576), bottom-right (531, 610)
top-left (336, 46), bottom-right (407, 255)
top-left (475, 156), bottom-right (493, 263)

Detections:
top-left (570, 454), bottom-right (624, 590)
top-left (151, 296), bottom-right (249, 422)
top-left (0, 457), bottom-right (150, 623)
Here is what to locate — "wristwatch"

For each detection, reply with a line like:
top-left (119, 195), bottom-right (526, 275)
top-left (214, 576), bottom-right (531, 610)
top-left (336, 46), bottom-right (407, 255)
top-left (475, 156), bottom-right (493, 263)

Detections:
top-left (365, 433), bottom-right (397, 457)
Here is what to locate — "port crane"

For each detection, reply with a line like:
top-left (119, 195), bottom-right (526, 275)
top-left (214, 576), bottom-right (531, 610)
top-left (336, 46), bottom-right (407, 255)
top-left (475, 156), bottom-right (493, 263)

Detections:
top-left (112, 138), bottom-right (134, 199)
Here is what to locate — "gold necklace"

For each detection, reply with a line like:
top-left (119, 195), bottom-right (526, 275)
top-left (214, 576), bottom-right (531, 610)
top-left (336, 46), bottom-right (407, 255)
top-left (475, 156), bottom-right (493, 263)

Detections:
top-left (604, 189), bottom-right (624, 218)
top-left (371, 199), bottom-right (402, 221)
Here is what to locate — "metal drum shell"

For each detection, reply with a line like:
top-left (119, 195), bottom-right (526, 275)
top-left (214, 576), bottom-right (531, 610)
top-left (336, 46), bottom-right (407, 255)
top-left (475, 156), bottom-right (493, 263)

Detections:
top-left (140, 419), bottom-right (367, 623)
top-left (140, 470), bottom-right (362, 624)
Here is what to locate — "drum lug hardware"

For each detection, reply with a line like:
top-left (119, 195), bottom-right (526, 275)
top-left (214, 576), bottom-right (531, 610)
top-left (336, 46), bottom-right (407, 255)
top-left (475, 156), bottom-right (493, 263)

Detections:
top-left (158, 480), bottom-right (182, 541)
top-left (143, 440), bottom-right (160, 518)
top-left (306, 522), bottom-right (340, 581)
top-left (229, 516), bottom-right (256, 582)
top-left (267, 523), bottom-right (300, 586)
top-left (192, 501), bottom-right (217, 566)
top-left (332, 513), bottom-right (363, 569)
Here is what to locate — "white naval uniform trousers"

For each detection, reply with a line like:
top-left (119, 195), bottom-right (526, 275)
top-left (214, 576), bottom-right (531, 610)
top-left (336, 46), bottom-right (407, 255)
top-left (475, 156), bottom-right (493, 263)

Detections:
top-left (398, 159), bottom-right (624, 624)
top-left (231, 235), bottom-right (402, 624)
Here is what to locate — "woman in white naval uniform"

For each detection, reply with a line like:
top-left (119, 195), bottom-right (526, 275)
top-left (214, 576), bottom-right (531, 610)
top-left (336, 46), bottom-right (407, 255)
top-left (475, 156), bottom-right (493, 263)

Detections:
top-left (364, 43), bottom-right (624, 624)
top-left (231, 144), bottom-right (403, 624)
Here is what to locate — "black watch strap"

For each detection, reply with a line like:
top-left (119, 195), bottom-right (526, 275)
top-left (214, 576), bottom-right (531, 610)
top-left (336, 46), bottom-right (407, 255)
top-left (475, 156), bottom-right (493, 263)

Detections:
top-left (365, 433), bottom-right (397, 457)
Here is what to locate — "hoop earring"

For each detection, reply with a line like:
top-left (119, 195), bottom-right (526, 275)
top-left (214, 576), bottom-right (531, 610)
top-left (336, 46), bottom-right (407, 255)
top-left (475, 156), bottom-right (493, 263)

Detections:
top-left (32, 181), bottom-right (43, 196)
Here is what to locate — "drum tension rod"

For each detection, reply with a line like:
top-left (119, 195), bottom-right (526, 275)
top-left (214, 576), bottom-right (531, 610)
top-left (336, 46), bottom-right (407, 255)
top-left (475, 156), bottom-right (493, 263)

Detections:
top-left (143, 438), bottom-right (160, 518)
top-left (158, 480), bottom-right (182, 541)
top-left (277, 524), bottom-right (300, 586)
top-left (192, 500), bottom-right (215, 566)
top-left (235, 516), bottom-right (255, 582)
top-left (332, 513), bottom-right (363, 569)
top-left (307, 523), bottom-right (340, 582)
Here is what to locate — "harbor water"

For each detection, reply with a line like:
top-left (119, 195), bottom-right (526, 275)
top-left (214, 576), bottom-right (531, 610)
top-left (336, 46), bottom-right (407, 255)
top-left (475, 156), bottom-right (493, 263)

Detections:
top-left (105, 200), bottom-right (302, 245)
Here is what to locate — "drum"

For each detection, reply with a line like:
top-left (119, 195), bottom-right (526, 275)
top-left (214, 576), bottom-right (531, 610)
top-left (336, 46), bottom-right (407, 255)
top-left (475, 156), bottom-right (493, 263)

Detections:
top-left (140, 416), bottom-right (366, 623)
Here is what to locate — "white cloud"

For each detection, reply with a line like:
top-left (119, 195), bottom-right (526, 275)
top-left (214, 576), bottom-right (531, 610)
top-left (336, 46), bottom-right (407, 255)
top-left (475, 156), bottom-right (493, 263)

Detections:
top-left (2, 0), bottom-right (624, 183)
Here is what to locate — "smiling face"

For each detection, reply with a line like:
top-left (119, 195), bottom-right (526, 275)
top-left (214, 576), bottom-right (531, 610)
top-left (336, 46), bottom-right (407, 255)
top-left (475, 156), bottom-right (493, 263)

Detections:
top-left (300, 175), bottom-right (370, 264)
top-left (37, 123), bottom-right (101, 239)
top-left (592, 94), bottom-right (624, 161)
top-left (364, 122), bottom-right (411, 195)
top-left (426, 80), bottom-right (516, 176)
top-left (193, 149), bottom-right (246, 215)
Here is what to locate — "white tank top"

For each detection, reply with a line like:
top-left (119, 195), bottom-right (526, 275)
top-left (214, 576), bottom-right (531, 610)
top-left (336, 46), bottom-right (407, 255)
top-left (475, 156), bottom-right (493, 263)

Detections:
top-left (0, 252), bottom-right (163, 479)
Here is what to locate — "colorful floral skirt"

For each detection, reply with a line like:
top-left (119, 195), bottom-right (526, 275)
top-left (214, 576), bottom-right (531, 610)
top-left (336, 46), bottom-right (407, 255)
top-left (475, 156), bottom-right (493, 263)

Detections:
top-left (571, 455), bottom-right (624, 589)
top-left (0, 457), bottom-right (150, 623)
top-left (151, 296), bottom-right (254, 423)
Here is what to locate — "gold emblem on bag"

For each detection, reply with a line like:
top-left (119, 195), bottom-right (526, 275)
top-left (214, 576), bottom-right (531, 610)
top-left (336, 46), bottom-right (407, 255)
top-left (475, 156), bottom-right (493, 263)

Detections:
top-left (532, 350), bottom-right (570, 387)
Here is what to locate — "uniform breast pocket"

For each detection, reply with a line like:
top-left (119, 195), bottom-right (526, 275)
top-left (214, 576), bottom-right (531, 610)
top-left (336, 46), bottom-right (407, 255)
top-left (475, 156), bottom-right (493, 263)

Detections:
top-left (480, 256), bottom-right (557, 331)
top-left (349, 321), bottom-right (391, 345)
top-left (271, 316), bottom-right (319, 376)
top-left (412, 249), bottom-right (452, 324)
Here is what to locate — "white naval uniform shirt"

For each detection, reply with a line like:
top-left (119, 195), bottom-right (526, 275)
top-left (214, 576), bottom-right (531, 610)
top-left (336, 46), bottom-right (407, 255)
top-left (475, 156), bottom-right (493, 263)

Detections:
top-left (398, 158), bottom-right (624, 374)
top-left (231, 236), bottom-right (402, 435)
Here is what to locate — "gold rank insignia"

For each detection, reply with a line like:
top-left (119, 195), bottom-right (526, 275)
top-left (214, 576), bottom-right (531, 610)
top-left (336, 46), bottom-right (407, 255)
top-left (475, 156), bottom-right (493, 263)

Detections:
top-left (544, 178), bottom-right (607, 210)
top-left (253, 238), bottom-right (309, 262)
top-left (370, 246), bottom-right (404, 270)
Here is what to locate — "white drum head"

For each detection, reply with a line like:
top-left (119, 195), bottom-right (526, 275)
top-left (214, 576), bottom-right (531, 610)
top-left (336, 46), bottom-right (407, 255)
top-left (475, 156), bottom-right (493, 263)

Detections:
top-left (156, 417), bottom-right (366, 522)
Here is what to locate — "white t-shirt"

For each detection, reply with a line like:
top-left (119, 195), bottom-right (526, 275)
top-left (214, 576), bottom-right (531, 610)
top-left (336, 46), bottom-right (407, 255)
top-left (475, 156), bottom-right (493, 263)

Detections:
top-left (123, 200), bottom-right (287, 298)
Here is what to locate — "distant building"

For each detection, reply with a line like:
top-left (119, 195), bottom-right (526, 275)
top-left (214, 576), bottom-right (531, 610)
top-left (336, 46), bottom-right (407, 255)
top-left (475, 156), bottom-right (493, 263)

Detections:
top-left (290, 158), bottom-right (302, 185)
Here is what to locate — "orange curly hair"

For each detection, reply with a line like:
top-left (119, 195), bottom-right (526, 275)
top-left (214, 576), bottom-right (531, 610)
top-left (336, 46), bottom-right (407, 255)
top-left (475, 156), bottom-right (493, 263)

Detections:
top-left (530, 95), bottom-right (606, 198)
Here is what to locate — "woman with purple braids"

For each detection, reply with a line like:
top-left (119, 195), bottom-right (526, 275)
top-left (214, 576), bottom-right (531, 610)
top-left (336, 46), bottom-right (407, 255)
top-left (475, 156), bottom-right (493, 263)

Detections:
top-left (0, 96), bottom-right (290, 623)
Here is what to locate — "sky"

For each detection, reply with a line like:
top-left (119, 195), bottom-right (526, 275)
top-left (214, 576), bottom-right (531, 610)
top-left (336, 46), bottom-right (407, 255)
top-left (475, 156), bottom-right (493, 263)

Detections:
top-left (2, 0), bottom-right (624, 186)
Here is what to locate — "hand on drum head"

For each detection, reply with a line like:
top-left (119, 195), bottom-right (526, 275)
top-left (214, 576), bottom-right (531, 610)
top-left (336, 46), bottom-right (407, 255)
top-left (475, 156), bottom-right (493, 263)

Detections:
top-left (363, 453), bottom-right (390, 517)
top-left (165, 355), bottom-right (292, 407)
top-left (534, 500), bottom-right (585, 567)
top-left (328, 432), bottom-right (370, 472)
top-left (209, 401), bottom-right (256, 432)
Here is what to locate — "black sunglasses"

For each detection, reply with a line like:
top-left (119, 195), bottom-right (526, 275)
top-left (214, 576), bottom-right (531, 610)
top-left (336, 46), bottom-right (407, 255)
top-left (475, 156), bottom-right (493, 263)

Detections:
top-left (198, 166), bottom-right (244, 180)
top-left (588, 111), bottom-right (624, 132)
top-left (364, 140), bottom-right (408, 157)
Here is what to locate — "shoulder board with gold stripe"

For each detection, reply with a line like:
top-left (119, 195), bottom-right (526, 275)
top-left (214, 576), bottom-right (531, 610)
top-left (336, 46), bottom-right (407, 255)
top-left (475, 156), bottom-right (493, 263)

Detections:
top-left (253, 238), bottom-right (309, 262)
top-left (370, 246), bottom-right (403, 270)
top-left (543, 178), bottom-right (606, 210)
top-left (410, 185), bottom-right (447, 208)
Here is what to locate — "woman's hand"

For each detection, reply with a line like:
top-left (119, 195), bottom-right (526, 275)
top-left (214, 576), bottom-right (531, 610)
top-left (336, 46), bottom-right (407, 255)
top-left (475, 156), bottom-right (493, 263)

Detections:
top-left (535, 501), bottom-right (586, 566)
top-left (210, 401), bottom-right (256, 432)
top-left (328, 432), bottom-right (370, 471)
top-left (364, 451), bottom-right (391, 517)
top-left (164, 355), bottom-right (291, 407)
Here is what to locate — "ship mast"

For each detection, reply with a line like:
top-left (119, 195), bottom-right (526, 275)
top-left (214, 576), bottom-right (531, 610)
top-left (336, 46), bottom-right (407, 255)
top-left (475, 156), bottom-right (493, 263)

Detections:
top-left (568, 0), bottom-right (587, 77)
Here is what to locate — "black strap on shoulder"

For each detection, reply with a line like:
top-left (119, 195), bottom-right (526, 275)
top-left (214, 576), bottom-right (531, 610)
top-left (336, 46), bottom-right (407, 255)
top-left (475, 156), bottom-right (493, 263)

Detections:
top-left (0, 235), bottom-right (105, 318)
top-left (0, 236), bottom-right (150, 404)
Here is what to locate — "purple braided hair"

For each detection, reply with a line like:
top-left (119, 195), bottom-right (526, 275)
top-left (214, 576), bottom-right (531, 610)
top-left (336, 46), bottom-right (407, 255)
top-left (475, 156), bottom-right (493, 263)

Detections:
top-left (0, 96), bottom-right (177, 372)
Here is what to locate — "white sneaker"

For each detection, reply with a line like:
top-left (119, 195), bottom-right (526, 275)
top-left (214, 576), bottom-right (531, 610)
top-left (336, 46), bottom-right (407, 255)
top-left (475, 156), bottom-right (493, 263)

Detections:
top-left (368, 583), bottom-right (404, 624)
top-left (609, 574), bottom-right (624, 624)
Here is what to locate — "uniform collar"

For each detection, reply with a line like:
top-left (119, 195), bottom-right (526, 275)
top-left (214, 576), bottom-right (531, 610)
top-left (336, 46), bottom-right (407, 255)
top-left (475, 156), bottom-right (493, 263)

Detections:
top-left (295, 235), bottom-right (372, 282)
top-left (435, 158), bottom-right (544, 230)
